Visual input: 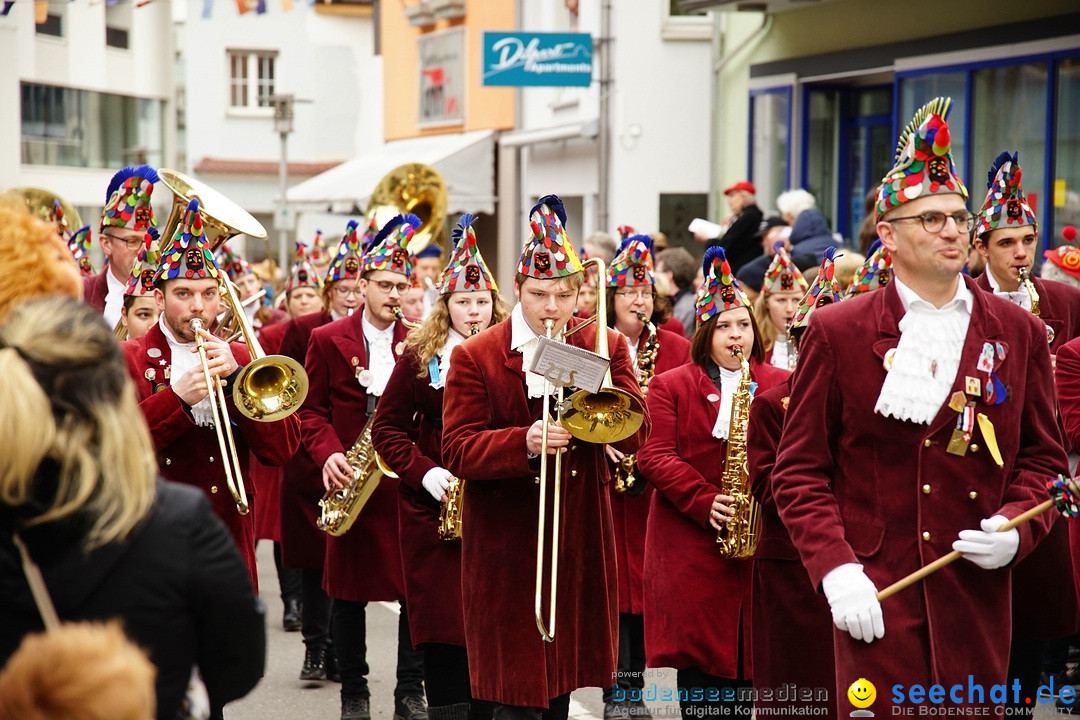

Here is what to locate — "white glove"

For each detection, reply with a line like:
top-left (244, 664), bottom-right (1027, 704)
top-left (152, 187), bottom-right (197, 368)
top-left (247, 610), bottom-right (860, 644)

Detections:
top-left (421, 467), bottom-right (453, 503)
top-left (821, 563), bottom-right (885, 644)
top-left (952, 515), bottom-right (1019, 570)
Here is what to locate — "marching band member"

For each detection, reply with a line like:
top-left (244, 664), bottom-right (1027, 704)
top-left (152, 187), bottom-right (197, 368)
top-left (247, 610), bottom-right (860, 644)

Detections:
top-left (414, 243), bottom-right (444, 317)
top-left (601, 232), bottom-right (689, 720)
top-left (67, 224), bottom-right (95, 278)
top-left (121, 199), bottom-right (301, 587)
top-left (442, 195), bottom-right (650, 720)
top-left (372, 214), bottom-right (508, 720)
top-left (751, 243), bottom-right (808, 369)
top-left (279, 221), bottom-right (370, 684)
top-left (772, 98), bottom-right (1068, 714)
top-left (636, 246), bottom-right (789, 719)
top-left (748, 250), bottom-right (845, 715)
top-left (85, 164), bottom-right (159, 328)
top-left (257, 239), bottom-right (325, 354)
top-left (972, 151), bottom-right (1080, 714)
top-left (219, 244), bottom-right (288, 333)
top-left (299, 214), bottom-right (426, 720)
top-left (119, 228), bottom-right (162, 340)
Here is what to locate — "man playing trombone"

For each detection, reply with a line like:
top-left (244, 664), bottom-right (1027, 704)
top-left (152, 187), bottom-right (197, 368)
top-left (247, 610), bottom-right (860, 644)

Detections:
top-left (122, 198), bottom-right (301, 587)
top-left (442, 195), bottom-right (650, 720)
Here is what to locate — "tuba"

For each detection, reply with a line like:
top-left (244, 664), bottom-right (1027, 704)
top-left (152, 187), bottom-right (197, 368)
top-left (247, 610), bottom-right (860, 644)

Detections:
top-left (613, 311), bottom-right (657, 494)
top-left (715, 346), bottom-right (761, 558)
top-left (367, 163), bottom-right (447, 256)
top-left (317, 410), bottom-right (398, 536)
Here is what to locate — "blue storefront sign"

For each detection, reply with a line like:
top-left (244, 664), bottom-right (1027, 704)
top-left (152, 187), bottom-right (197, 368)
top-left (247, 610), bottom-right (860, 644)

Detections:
top-left (482, 32), bottom-right (593, 87)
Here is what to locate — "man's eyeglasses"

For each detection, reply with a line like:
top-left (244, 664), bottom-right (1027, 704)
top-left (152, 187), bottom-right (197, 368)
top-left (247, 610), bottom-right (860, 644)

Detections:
top-left (371, 280), bottom-right (412, 295)
top-left (103, 233), bottom-right (146, 250)
top-left (332, 285), bottom-right (362, 298)
top-left (614, 289), bottom-right (655, 301)
top-left (886, 211), bottom-right (976, 234)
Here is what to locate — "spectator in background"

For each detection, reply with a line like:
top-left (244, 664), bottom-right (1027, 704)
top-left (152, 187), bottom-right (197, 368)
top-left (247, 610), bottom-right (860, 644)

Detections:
top-left (738, 203), bottom-right (838, 294)
top-left (857, 188), bottom-right (880, 255)
top-left (704, 182), bottom-right (763, 273)
top-left (583, 231), bottom-right (618, 266)
top-left (650, 230), bottom-right (670, 253)
top-left (656, 246), bottom-right (697, 337)
top-left (775, 189), bottom-right (817, 226)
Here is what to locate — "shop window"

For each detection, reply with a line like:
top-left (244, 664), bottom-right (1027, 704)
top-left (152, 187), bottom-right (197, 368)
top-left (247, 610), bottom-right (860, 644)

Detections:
top-left (1053, 58), bottom-right (1080, 247)
top-left (750, 89), bottom-right (790, 217)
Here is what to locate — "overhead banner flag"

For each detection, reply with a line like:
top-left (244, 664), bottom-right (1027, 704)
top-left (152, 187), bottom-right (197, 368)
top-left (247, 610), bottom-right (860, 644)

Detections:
top-left (482, 32), bottom-right (592, 87)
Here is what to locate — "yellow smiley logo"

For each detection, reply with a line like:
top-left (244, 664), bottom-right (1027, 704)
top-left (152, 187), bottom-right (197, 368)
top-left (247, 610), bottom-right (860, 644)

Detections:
top-left (847, 678), bottom-right (877, 709)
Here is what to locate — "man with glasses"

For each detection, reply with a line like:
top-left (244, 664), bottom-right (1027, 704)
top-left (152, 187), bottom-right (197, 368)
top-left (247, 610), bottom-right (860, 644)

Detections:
top-left (772, 98), bottom-right (1068, 714)
top-left (84, 164), bottom-right (159, 329)
top-left (278, 219), bottom-right (374, 688)
top-left (300, 214), bottom-right (427, 720)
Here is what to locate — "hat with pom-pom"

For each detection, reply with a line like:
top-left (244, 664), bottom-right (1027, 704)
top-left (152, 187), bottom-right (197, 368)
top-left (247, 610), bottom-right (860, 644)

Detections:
top-left (364, 213), bottom-right (420, 278)
top-left (847, 239), bottom-right (893, 297)
top-left (154, 199), bottom-right (220, 283)
top-left (126, 228), bottom-right (162, 298)
top-left (975, 151), bottom-right (1037, 239)
top-left (876, 98), bottom-right (967, 221)
top-left (285, 239), bottom-right (324, 295)
top-left (439, 213), bottom-right (497, 294)
top-left (518, 194), bottom-right (584, 279)
top-left (761, 242), bottom-right (808, 296)
top-left (101, 164), bottom-right (159, 233)
top-left (68, 225), bottom-right (95, 278)
top-left (789, 247), bottom-right (843, 339)
top-left (325, 220), bottom-right (366, 284)
top-left (309, 229), bottom-right (329, 266)
top-left (217, 243), bottom-right (255, 282)
top-left (607, 234), bottom-right (655, 288)
top-left (696, 246), bottom-right (750, 324)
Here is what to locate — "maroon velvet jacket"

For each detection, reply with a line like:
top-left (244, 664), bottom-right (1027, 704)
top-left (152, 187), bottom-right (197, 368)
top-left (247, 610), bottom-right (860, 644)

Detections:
top-left (82, 271), bottom-right (108, 312)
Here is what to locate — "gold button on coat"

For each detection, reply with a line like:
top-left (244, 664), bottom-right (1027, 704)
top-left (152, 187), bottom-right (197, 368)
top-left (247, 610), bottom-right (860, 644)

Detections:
top-left (922, 531), bottom-right (931, 541)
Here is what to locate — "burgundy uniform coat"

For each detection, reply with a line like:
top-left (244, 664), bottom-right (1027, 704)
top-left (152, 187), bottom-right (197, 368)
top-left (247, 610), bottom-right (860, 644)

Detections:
top-left (82, 271), bottom-right (108, 312)
top-left (251, 318), bottom-right (288, 542)
top-left (442, 317), bottom-right (650, 707)
top-left (278, 310), bottom-right (332, 568)
top-left (372, 346), bottom-right (464, 646)
top-left (610, 328), bottom-right (689, 615)
top-left (976, 272), bottom-right (1080, 640)
top-left (772, 277), bottom-right (1068, 711)
top-left (1053, 338), bottom-right (1080, 634)
top-left (299, 307), bottom-right (411, 602)
top-left (123, 323), bottom-right (302, 586)
top-left (636, 360), bottom-right (789, 680)
top-left (747, 379), bottom-right (834, 708)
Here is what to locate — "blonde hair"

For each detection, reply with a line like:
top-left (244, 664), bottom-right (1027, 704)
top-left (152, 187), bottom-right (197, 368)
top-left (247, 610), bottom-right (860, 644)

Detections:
top-left (0, 297), bottom-right (156, 549)
top-left (0, 194), bottom-right (82, 322)
top-left (0, 621), bottom-right (156, 720)
top-left (752, 291), bottom-right (781, 354)
top-left (407, 290), bottom-right (510, 378)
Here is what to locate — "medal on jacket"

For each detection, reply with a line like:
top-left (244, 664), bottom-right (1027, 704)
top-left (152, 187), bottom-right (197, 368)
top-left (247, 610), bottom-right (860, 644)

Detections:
top-left (946, 402), bottom-right (975, 456)
top-left (356, 366), bottom-right (373, 388)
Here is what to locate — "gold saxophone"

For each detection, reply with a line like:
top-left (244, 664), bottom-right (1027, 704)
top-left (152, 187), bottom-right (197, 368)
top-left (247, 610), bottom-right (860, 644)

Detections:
top-left (1018, 267), bottom-right (1041, 317)
top-left (438, 476), bottom-right (464, 540)
top-left (715, 346), bottom-right (761, 558)
top-left (317, 410), bottom-right (398, 536)
top-left (614, 311), bottom-right (657, 494)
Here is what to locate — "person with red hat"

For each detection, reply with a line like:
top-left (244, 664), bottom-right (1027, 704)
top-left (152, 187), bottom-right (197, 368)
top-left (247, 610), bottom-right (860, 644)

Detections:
top-left (441, 195), bottom-right (649, 720)
top-left (703, 181), bottom-right (763, 274)
top-left (772, 98), bottom-right (1068, 714)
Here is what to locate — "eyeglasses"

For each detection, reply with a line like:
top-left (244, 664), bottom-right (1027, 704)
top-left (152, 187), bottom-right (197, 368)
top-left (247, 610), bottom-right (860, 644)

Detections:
top-left (886, 211), bottom-right (976, 234)
top-left (371, 280), bottom-right (412, 295)
top-left (614, 289), bottom-right (655, 301)
top-left (332, 285), bottom-right (362, 298)
top-left (103, 233), bottom-right (145, 250)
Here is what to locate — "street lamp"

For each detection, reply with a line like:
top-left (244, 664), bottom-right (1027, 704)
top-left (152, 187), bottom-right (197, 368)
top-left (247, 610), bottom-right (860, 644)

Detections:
top-left (267, 93), bottom-right (310, 280)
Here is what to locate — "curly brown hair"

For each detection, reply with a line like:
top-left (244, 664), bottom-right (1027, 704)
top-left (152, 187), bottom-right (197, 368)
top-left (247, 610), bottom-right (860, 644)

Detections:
top-left (406, 290), bottom-right (511, 378)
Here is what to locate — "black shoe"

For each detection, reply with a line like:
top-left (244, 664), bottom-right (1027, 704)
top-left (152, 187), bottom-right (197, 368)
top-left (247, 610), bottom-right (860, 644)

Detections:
top-left (342, 696), bottom-right (371, 720)
top-left (626, 699), bottom-right (652, 719)
top-left (299, 646), bottom-right (326, 684)
top-left (282, 597), bottom-right (302, 632)
top-left (325, 647), bottom-right (341, 683)
top-left (394, 695), bottom-right (429, 720)
top-left (603, 701), bottom-right (630, 720)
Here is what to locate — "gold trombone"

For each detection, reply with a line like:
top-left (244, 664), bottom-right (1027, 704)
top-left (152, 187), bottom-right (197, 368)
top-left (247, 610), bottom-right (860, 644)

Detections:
top-left (190, 317), bottom-right (250, 515)
top-left (535, 318), bottom-right (565, 642)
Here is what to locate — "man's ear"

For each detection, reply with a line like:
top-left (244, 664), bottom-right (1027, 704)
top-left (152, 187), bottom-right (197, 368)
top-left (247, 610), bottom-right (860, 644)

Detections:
top-left (877, 220), bottom-right (898, 254)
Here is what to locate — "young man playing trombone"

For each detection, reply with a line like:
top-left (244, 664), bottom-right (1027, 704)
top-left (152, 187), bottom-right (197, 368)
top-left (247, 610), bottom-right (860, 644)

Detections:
top-left (441, 195), bottom-right (650, 720)
top-left (122, 198), bottom-right (301, 587)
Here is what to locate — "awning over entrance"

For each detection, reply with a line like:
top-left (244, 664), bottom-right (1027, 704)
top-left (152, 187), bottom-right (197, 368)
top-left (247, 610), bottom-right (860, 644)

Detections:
top-left (286, 129), bottom-right (496, 215)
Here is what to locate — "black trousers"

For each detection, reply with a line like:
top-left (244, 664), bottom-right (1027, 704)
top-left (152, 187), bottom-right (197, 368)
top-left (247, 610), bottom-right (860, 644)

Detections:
top-left (676, 666), bottom-right (752, 718)
top-left (301, 566), bottom-right (332, 650)
top-left (422, 642), bottom-right (494, 719)
top-left (332, 598), bottom-right (425, 700)
top-left (603, 612), bottom-right (646, 702)
top-left (1006, 638), bottom-right (1047, 715)
top-left (272, 541), bottom-right (303, 601)
top-left (491, 693), bottom-right (570, 720)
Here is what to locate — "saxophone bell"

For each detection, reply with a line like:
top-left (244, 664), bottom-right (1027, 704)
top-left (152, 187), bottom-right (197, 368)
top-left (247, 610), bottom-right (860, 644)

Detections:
top-left (317, 410), bottom-right (398, 536)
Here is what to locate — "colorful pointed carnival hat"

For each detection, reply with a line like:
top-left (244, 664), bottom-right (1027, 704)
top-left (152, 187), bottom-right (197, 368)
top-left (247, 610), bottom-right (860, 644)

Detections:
top-left (325, 220), bottom-right (366, 284)
top-left (310, 229), bottom-right (328, 265)
top-left (67, 225), bottom-right (94, 277)
top-left (975, 151), bottom-right (1038, 239)
top-left (789, 246), bottom-right (843, 339)
top-left (101, 164), bottom-right (159, 233)
top-left (285, 239), bottom-right (324, 294)
top-left (153, 199), bottom-right (220, 283)
top-left (126, 228), bottom-right (161, 298)
top-left (876, 97), bottom-right (967, 221)
top-left (607, 234), bottom-right (655, 288)
top-left (216, 243), bottom-right (255, 282)
top-left (616, 225), bottom-right (636, 243)
top-left (364, 213), bottom-right (420, 278)
top-left (438, 213), bottom-right (497, 294)
top-left (761, 242), bottom-right (808, 296)
top-left (847, 239), bottom-right (893, 297)
top-left (696, 246), bottom-right (751, 324)
top-left (518, 194), bottom-right (584, 279)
